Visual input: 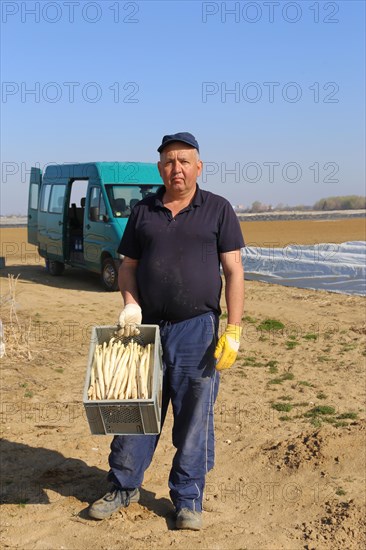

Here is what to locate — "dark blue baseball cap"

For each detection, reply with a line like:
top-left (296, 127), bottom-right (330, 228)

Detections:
top-left (157, 132), bottom-right (199, 153)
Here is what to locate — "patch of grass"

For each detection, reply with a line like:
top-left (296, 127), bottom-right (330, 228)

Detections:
top-left (272, 402), bottom-right (293, 412)
top-left (257, 319), bottom-right (284, 332)
top-left (334, 421), bottom-right (348, 428)
top-left (242, 356), bottom-right (264, 368)
top-left (220, 312), bottom-right (228, 319)
top-left (316, 392), bottom-right (327, 400)
top-left (268, 378), bottom-right (283, 385)
top-left (322, 416), bottom-right (337, 424)
top-left (53, 368), bottom-right (64, 374)
top-left (340, 343), bottom-right (357, 352)
top-left (268, 372), bottom-right (294, 385)
top-left (24, 390), bottom-right (33, 398)
top-left (337, 412), bottom-right (358, 420)
top-left (18, 499), bottom-right (29, 507)
top-left (298, 380), bottom-right (313, 387)
top-left (322, 345), bottom-right (332, 353)
top-left (268, 365), bottom-right (278, 374)
top-left (266, 360), bottom-right (278, 369)
top-left (305, 405), bottom-right (336, 416)
top-left (243, 315), bottom-right (257, 324)
top-left (335, 487), bottom-right (346, 496)
top-left (258, 335), bottom-right (268, 342)
top-left (310, 417), bottom-right (322, 428)
top-left (303, 333), bottom-right (318, 341)
top-left (282, 372), bottom-right (295, 381)
top-left (303, 404), bottom-right (338, 427)
top-left (279, 415), bottom-right (292, 421)
top-left (318, 356), bottom-right (331, 363)
top-left (286, 340), bottom-right (299, 350)
top-left (278, 395), bottom-right (293, 401)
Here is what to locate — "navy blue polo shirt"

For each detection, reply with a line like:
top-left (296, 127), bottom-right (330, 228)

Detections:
top-left (118, 185), bottom-right (245, 323)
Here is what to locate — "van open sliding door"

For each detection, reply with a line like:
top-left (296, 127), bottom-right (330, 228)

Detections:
top-left (38, 182), bottom-right (67, 261)
top-left (27, 167), bottom-right (42, 245)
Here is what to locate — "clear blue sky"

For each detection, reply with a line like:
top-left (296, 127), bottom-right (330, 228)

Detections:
top-left (1, 0), bottom-right (365, 214)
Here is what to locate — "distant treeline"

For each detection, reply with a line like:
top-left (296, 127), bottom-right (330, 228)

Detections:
top-left (313, 195), bottom-right (366, 211)
top-left (237, 195), bottom-right (366, 213)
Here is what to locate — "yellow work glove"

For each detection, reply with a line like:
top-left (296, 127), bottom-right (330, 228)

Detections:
top-left (214, 324), bottom-right (242, 371)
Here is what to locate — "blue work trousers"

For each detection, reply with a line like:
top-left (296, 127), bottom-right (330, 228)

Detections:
top-left (108, 312), bottom-right (219, 512)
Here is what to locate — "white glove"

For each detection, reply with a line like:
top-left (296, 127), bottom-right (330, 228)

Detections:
top-left (118, 303), bottom-right (142, 337)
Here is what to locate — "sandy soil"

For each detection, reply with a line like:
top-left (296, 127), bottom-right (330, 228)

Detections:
top-left (0, 226), bottom-right (365, 550)
top-left (240, 218), bottom-right (366, 247)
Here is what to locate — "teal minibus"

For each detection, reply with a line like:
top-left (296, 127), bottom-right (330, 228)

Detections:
top-left (27, 162), bottom-right (163, 290)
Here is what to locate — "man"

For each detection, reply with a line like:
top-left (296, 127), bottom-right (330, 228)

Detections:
top-left (89, 132), bottom-right (245, 530)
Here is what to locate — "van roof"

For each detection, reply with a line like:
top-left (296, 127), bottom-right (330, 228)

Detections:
top-left (43, 162), bottom-right (162, 184)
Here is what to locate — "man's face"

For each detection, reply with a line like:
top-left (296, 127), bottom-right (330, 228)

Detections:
top-left (158, 142), bottom-right (203, 197)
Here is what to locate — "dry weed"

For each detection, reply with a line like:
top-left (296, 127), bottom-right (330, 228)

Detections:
top-left (0, 275), bottom-right (33, 361)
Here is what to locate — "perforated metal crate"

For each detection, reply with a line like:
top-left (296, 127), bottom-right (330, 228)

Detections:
top-left (83, 325), bottom-right (163, 435)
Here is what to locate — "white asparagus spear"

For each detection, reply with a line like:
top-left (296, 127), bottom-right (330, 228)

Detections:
top-left (137, 353), bottom-right (146, 398)
top-left (109, 343), bottom-right (118, 377)
top-left (136, 344), bottom-right (145, 398)
top-left (124, 343), bottom-right (133, 399)
top-left (125, 342), bottom-right (137, 399)
top-left (95, 376), bottom-right (102, 400)
top-left (103, 343), bottom-right (112, 392)
top-left (96, 347), bottom-right (105, 398)
top-left (130, 351), bottom-right (138, 399)
top-left (140, 349), bottom-right (148, 399)
top-left (149, 344), bottom-right (154, 398)
top-left (89, 353), bottom-right (96, 397)
top-left (114, 343), bottom-right (132, 399)
top-left (107, 346), bottom-right (126, 399)
top-left (110, 342), bottom-right (123, 379)
top-left (144, 344), bottom-right (151, 398)
top-left (114, 346), bottom-right (131, 399)
top-left (107, 344), bottom-right (125, 399)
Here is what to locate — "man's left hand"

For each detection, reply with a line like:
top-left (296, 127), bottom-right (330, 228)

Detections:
top-left (214, 324), bottom-right (242, 371)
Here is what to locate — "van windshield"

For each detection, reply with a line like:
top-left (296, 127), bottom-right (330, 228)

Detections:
top-left (105, 184), bottom-right (161, 218)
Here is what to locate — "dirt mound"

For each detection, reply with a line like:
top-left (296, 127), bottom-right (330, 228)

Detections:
top-left (297, 499), bottom-right (366, 550)
top-left (263, 430), bottom-right (324, 470)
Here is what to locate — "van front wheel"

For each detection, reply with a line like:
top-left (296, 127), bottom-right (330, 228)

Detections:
top-left (46, 259), bottom-right (65, 276)
top-left (101, 258), bottom-right (119, 292)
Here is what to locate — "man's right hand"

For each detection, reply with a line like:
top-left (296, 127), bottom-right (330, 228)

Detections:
top-left (118, 303), bottom-right (142, 337)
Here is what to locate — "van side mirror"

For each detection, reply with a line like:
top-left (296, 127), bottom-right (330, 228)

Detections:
top-left (102, 214), bottom-right (109, 222)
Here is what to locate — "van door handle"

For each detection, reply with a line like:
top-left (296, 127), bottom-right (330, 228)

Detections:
top-left (86, 224), bottom-right (90, 229)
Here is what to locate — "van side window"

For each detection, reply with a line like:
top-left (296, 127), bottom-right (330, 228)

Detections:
top-left (49, 185), bottom-right (66, 213)
top-left (89, 187), bottom-right (107, 222)
top-left (40, 184), bottom-right (52, 212)
top-left (30, 183), bottom-right (39, 209)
